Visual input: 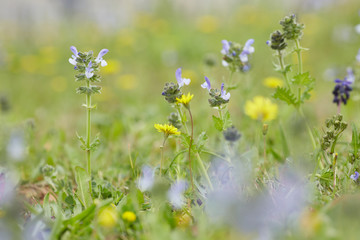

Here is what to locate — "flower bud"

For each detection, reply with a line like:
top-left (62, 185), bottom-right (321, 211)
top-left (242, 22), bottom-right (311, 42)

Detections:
top-left (269, 30), bottom-right (287, 50)
top-left (223, 126), bottom-right (241, 142)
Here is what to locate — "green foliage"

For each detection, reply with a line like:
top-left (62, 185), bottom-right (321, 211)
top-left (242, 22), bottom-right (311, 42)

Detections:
top-left (75, 166), bottom-right (93, 209)
top-left (273, 87), bottom-right (297, 107)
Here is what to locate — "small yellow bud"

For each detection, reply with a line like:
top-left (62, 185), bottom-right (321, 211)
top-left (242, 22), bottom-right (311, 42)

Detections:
top-left (122, 211), bottom-right (136, 223)
top-left (98, 206), bottom-right (118, 228)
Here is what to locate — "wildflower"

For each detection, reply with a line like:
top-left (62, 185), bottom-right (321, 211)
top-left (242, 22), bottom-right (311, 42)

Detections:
top-left (239, 39), bottom-right (255, 63)
top-left (122, 211), bottom-right (136, 223)
top-left (95, 49), bottom-right (109, 67)
top-left (168, 180), bottom-right (187, 209)
top-left (280, 14), bottom-right (304, 40)
top-left (263, 77), bottom-right (284, 88)
top-left (345, 67), bottom-right (355, 84)
top-left (68, 46), bottom-right (79, 66)
top-left (268, 30), bottom-right (287, 50)
top-left (350, 171), bottom-right (359, 181)
top-left (162, 82), bottom-right (183, 103)
top-left (223, 126), bottom-right (241, 142)
top-left (332, 78), bottom-right (352, 106)
top-left (221, 40), bottom-right (231, 55)
top-left (154, 124), bottom-right (181, 136)
top-left (168, 112), bottom-right (182, 129)
top-left (175, 68), bottom-right (191, 88)
top-left (357, 49), bottom-right (360, 63)
top-left (201, 76), bottom-right (211, 91)
top-left (85, 61), bottom-right (94, 79)
top-left (220, 83), bottom-right (230, 101)
top-left (98, 206), bottom-right (118, 228)
top-left (138, 165), bottom-right (155, 192)
top-left (244, 96), bottom-right (278, 121)
top-left (176, 93), bottom-right (194, 108)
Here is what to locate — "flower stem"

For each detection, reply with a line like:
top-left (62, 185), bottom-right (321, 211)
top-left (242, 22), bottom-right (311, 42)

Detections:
top-left (294, 39), bottom-right (303, 75)
top-left (86, 81), bottom-right (92, 194)
top-left (195, 153), bottom-right (214, 191)
top-left (176, 105), bottom-right (189, 134)
top-left (332, 153), bottom-right (338, 197)
top-left (298, 107), bottom-right (316, 150)
top-left (160, 136), bottom-right (167, 176)
top-left (188, 108), bottom-right (194, 190)
top-left (277, 50), bottom-right (291, 89)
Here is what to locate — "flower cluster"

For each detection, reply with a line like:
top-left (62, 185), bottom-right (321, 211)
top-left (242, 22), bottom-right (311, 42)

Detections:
top-left (221, 39), bottom-right (254, 73)
top-left (321, 114), bottom-right (348, 151)
top-left (223, 126), bottom-right (241, 142)
top-left (267, 30), bottom-right (287, 51)
top-left (154, 124), bottom-right (181, 136)
top-left (332, 76), bottom-right (353, 106)
top-left (162, 68), bottom-right (190, 104)
top-left (350, 171), bottom-right (359, 181)
top-left (168, 112), bottom-right (182, 129)
top-left (279, 14), bottom-right (305, 40)
top-left (244, 96), bottom-right (278, 122)
top-left (201, 76), bottom-right (230, 108)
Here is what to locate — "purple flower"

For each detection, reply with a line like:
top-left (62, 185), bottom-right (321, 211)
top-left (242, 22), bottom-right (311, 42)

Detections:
top-left (201, 76), bottom-right (211, 91)
top-left (221, 40), bottom-right (231, 55)
top-left (138, 165), bottom-right (155, 191)
top-left (221, 83), bottom-right (231, 101)
top-left (350, 171), bottom-right (359, 181)
top-left (332, 77), bottom-right (352, 105)
top-left (95, 49), bottom-right (109, 67)
top-left (266, 40), bottom-right (271, 46)
top-left (175, 68), bottom-right (191, 88)
top-left (239, 39), bottom-right (255, 63)
top-left (85, 61), bottom-right (94, 79)
top-left (356, 49), bottom-right (360, 63)
top-left (345, 67), bottom-right (355, 84)
top-left (69, 46), bottom-right (79, 66)
top-left (167, 180), bottom-right (187, 209)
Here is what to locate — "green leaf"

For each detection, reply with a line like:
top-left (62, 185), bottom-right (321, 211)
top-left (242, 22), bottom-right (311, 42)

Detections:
top-left (292, 72), bottom-right (313, 86)
top-left (195, 131), bottom-right (208, 153)
top-left (75, 166), bottom-right (93, 209)
top-left (90, 134), bottom-right (101, 151)
top-left (223, 111), bottom-right (233, 129)
top-left (212, 115), bottom-right (223, 131)
top-left (43, 193), bottom-right (52, 219)
top-left (273, 87), bottom-right (297, 107)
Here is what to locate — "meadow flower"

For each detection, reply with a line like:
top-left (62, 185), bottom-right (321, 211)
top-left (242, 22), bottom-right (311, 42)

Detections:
top-left (98, 205), bottom-right (118, 228)
top-left (85, 61), bottom-right (94, 79)
top-left (350, 171), bottom-right (359, 181)
top-left (176, 93), bottom-right (194, 108)
top-left (95, 49), bottom-right (109, 67)
top-left (69, 46), bottom-right (79, 65)
top-left (162, 82), bottom-right (183, 104)
top-left (263, 77), bottom-right (284, 88)
top-left (223, 126), bottom-right (241, 142)
top-left (244, 96), bottom-right (278, 121)
top-left (138, 165), bottom-right (155, 191)
top-left (122, 211), bottom-right (136, 223)
top-left (268, 30), bottom-right (287, 50)
top-left (167, 180), bottom-right (187, 209)
top-left (332, 78), bottom-right (352, 105)
top-left (345, 67), bottom-right (355, 84)
top-left (239, 39), bottom-right (255, 63)
top-left (154, 124), bottom-right (181, 136)
top-left (220, 83), bottom-right (231, 101)
top-left (175, 68), bottom-right (191, 88)
top-left (168, 112), bottom-right (182, 129)
top-left (221, 40), bottom-right (231, 54)
top-left (201, 76), bottom-right (211, 91)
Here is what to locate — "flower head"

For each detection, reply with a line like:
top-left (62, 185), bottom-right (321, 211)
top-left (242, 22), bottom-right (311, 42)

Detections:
top-left (95, 49), bottom-right (109, 67)
top-left (221, 40), bottom-right (231, 55)
top-left (223, 126), bottom-right (241, 142)
top-left (98, 205), bottom-right (118, 228)
top-left (221, 39), bottom-right (254, 72)
top-left (168, 180), bottom-right (188, 209)
top-left (122, 211), bottom-right (136, 223)
top-left (239, 39), bottom-right (255, 63)
top-left (85, 61), bottom-right (94, 79)
top-left (176, 93), bottom-right (194, 107)
top-left (69, 46), bottom-right (79, 66)
top-left (263, 77), bottom-right (284, 88)
top-left (154, 124), bottom-right (181, 136)
top-left (244, 96), bottom-right (278, 121)
top-left (332, 78), bottom-right (352, 106)
top-left (175, 68), bottom-right (191, 88)
top-left (350, 171), bottom-right (359, 181)
top-left (138, 165), bottom-right (155, 192)
top-left (201, 76), bottom-right (211, 91)
top-left (220, 83), bottom-right (231, 101)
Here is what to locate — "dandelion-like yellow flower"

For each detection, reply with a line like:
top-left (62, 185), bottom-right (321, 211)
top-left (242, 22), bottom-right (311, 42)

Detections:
top-left (244, 96), bottom-right (278, 122)
top-left (176, 93), bottom-right (194, 107)
top-left (122, 211), bottom-right (136, 223)
top-left (154, 124), bottom-right (181, 135)
top-left (98, 206), bottom-right (118, 228)
top-left (263, 77), bottom-right (284, 88)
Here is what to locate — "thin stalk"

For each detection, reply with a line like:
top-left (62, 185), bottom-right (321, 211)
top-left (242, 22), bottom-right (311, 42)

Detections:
top-left (86, 81), bottom-right (92, 194)
top-left (278, 50), bottom-right (291, 89)
top-left (332, 153), bottom-right (338, 197)
top-left (298, 107), bottom-right (316, 150)
top-left (294, 39), bottom-right (303, 74)
top-left (263, 135), bottom-right (267, 163)
top-left (159, 136), bottom-right (167, 176)
top-left (176, 105), bottom-right (189, 134)
top-left (188, 108), bottom-right (194, 190)
top-left (195, 153), bottom-right (214, 190)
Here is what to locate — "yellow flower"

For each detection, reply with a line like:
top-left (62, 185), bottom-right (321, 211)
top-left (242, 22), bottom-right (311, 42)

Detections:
top-left (263, 77), bottom-right (284, 88)
top-left (122, 211), bottom-right (136, 223)
top-left (154, 124), bottom-right (180, 135)
top-left (244, 96), bottom-right (278, 121)
top-left (98, 206), bottom-right (118, 228)
top-left (176, 93), bottom-right (194, 106)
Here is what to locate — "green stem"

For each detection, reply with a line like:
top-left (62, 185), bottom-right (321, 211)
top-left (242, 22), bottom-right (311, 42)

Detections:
top-left (294, 39), bottom-right (303, 75)
top-left (298, 107), bottom-right (316, 150)
top-left (176, 105), bottom-right (189, 134)
top-left (278, 50), bottom-right (291, 89)
top-left (160, 136), bottom-right (167, 176)
top-left (332, 153), bottom-right (338, 197)
top-left (195, 153), bottom-right (214, 190)
top-left (188, 108), bottom-right (194, 190)
top-left (86, 81), bottom-right (92, 194)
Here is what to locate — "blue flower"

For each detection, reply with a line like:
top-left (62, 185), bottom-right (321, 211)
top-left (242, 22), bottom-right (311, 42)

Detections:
top-left (266, 40), bottom-right (271, 46)
top-left (350, 171), bottom-right (359, 181)
top-left (175, 68), bottom-right (191, 88)
top-left (95, 49), bottom-right (109, 67)
top-left (167, 180), bottom-right (187, 209)
top-left (221, 40), bottom-right (231, 55)
top-left (69, 46), bottom-right (79, 66)
top-left (85, 61), bottom-right (94, 79)
top-left (201, 76), bottom-right (211, 92)
top-left (138, 165), bottom-right (155, 191)
top-left (239, 39), bottom-right (255, 63)
top-left (221, 83), bottom-right (230, 101)
top-left (332, 77), bottom-right (352, 105)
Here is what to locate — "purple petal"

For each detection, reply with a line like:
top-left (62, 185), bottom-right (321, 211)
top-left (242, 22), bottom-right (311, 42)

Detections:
top-left (334, 79), bottom-right (342, 84)
top-left (221, 40), bottom-right (230, 53)
top-left (221, 83), bottom-right (224, 92)
top-left (244, 39), bottom-right (254, 48)
top-left (266, 40), bottom-right (271, 46)
top-left (70, 46), bottom-right (78, 56)
top-left (97, 49), bottom-right (109, 59)
top-left (175, 68), bottom-right (182, 81)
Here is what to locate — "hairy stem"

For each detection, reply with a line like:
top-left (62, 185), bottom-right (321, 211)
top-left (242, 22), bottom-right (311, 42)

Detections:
top-left (86, 81), bottom-right (92, 194)
top-left (195, 153), bottom-right (214, 191)
top-left (294, 39), bottom-right (303, 75)
top-left (278, 50), bottom-right (291, 89)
